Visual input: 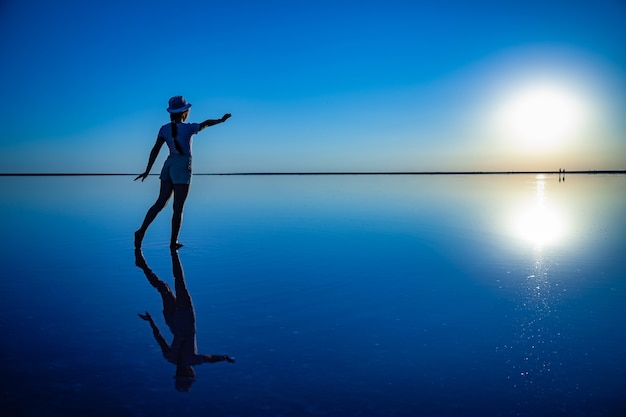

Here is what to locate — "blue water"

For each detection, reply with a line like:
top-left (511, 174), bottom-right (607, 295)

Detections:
top-left (0, 174), bottom-right (624, 416)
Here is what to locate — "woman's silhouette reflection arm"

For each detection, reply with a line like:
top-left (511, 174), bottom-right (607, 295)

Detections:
top-left (138, 311), bottom-right (171, 357)
top-left (200, 354), bottom-right (235, 364)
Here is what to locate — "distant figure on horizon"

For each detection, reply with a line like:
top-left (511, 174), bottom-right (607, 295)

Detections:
top-left (135, 248), bottom-right (235, 391)
top-left (134, 96), bottom-right (231, 249)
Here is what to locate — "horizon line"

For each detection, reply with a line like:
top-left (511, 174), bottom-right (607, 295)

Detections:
top-left (1, 170), bottom-right (625, 177)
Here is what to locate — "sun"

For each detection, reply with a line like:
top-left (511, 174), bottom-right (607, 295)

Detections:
top-left (493, 80), bottom-right (589, 151)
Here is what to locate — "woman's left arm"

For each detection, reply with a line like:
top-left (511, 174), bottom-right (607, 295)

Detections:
top-left (198, 113), bottom-right (231, 131)
top-left (135, 136), bottom-right (166, 181)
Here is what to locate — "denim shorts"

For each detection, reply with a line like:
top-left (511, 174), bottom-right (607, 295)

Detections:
top-left (160, 154), bottom-right (192, 184)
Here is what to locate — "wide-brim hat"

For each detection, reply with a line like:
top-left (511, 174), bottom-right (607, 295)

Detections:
top-left (167, 96), bottom-right (192, 113)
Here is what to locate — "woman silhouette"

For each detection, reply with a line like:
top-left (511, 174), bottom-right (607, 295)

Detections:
top-left (135, 249), bottom-right (235, 391)
top-left (134, 96), bottom-right (231, 249)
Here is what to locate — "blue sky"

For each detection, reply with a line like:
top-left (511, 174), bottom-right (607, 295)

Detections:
top-left (0, 0), bottom-right (624, 173)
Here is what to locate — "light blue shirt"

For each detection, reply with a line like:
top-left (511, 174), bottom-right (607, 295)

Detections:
top-left (158, 122), bottom-right (200, 156)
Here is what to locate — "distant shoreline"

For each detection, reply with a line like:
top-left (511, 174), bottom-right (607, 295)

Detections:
top-left (1, 170), bottom-right (624, 176)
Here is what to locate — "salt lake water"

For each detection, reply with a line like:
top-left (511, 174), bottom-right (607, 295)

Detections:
top-left (0, 174), bottom-right (624, 416)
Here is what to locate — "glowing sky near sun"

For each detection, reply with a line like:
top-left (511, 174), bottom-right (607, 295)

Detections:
top-left (0, 0), bottom-right (624, 173)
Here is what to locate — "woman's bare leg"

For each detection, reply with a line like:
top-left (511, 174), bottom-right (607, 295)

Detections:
top-left (170, 183), bottom-right (190, 249)
top-left (135, 180), bottom-right (174, 247)
top-left (171, 250), bottom-right (192, 309)
top-left (135, 249), bottom-right (177, 323)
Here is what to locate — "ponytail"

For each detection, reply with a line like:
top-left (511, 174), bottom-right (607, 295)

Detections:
top-left (171, 121), bottom-right (178, 139)
top-left (170, 116), bottom-right (184, 154)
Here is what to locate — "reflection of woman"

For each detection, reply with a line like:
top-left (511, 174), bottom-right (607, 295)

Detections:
top-left (135, 249), bottom-right (234, 391)
top-left (134, 95), bottom-right (231, 249)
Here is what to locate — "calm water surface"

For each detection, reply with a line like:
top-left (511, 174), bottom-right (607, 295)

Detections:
top-left (0, 174), bottom-right (624, 416)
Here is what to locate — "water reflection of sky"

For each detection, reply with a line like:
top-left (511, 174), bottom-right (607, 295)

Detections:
top-left (510, 175), bottom-right (566, 247)
top-left (0, 174), bottom-right (624, 416)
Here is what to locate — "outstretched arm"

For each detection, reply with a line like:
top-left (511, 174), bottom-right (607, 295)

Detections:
top-left (138, 311), bottom-right (171, 356)
top-left (198, 114), bottom-right (231, 131)
top-left (200, 354), bottom-right (235, 364)
top-left (135, 136), bottom-right (166, 181)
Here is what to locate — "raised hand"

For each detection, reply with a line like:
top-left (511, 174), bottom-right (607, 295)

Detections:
top-left (134, 172), bottom-right (149, 182)
top-left (138, 311), bottom-right (153, 321)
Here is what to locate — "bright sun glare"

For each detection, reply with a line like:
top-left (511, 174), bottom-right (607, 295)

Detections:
top-left (493, 80), bottom-right (589, 151)
top-left (513, 176), bottom-right (566, 248)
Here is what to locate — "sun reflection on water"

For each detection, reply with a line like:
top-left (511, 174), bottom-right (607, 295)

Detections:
top-left (512, 175), bottom-right (566, 249)
top-left (507, 175), bottom-right (568, 393)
